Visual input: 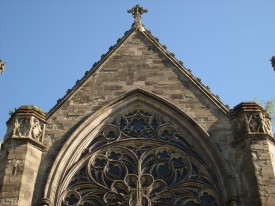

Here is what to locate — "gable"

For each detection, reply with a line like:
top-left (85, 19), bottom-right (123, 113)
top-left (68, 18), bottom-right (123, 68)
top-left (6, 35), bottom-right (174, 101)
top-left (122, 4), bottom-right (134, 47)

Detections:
top-left (33, 8), bottom-right (238, 205)
top-left (1, 5), bottom-right (274, 206)
top-left (48, 29), bottom-right (228, 117)
top-left (45, 29), bottom-right (231, 145)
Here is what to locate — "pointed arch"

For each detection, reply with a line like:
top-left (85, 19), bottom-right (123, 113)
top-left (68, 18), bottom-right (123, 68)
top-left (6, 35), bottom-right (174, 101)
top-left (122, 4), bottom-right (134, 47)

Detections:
top-left (43, 89), bottom-right (231, 205)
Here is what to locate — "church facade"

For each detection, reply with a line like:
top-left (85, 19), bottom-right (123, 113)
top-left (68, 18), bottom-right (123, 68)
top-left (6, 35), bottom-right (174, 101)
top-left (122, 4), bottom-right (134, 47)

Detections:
top-left (0, 5), bottom-right (275, 206)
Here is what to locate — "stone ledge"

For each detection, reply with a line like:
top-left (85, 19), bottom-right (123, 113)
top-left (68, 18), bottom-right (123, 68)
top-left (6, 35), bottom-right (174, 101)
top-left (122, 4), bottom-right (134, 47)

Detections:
top-left (232, 133), bottom-right (275, 148)
top-left (2, 137), bottom-right (46, 152)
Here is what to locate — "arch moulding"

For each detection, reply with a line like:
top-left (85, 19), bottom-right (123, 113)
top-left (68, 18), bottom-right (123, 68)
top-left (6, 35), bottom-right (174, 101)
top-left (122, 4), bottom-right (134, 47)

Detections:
top-left (42, 89), bottom-right (233, 206)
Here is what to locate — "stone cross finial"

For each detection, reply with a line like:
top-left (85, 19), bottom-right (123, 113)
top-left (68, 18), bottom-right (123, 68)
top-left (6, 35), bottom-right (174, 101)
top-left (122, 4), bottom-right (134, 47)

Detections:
top-left (271, 56), bottom-right (275, 71)
top-left (0, 59), bottom-right (6, 74)
top-left (128, 5), bottom-right (148, 30)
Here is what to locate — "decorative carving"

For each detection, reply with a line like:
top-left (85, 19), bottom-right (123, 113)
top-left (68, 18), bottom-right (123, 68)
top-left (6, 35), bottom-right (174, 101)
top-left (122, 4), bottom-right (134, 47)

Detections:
top-left (4, 106), bottom-right (46, 145)
top-left (128, 5), bottom-right (148, 30)
top-left (6, 116), bottom-right (45, 143)
top-left (231, 102), bottom-right (273, 140)
top-left (60, 107), bottom-right (223, 206)
top-left (12, 160), bottom-right (22, 176)
top-left (247, 113), bottom-right (263, 133)
top-left (261, 113), bottom-right (272, 134)
top-left (232, 112), bottom-right (273, 138)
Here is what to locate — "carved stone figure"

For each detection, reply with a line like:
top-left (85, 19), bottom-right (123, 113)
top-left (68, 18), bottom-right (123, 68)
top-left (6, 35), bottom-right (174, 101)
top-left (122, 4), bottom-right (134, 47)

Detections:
top-left (247, 114), bottom-right (262, 133)
top-left (4, 106), bottom-right (46, 144)
top-left (231, 105), bottom-right (273, 139)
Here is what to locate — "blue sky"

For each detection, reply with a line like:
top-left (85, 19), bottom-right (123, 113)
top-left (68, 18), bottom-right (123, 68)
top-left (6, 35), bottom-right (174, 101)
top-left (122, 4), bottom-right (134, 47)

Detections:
top-left (0, 1), bottom-right (275, 139)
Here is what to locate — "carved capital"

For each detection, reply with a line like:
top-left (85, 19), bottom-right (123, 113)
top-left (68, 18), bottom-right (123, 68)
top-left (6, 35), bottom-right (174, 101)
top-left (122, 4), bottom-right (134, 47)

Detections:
top-left (4, 106), bottom-right (47, 146)
top-left (230, 102), bottom-right (273, 141)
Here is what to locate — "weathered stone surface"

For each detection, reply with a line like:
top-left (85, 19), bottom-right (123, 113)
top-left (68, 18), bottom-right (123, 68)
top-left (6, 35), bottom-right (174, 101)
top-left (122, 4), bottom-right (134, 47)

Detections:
top-left (231, 102), bottom-right (275, 205)
top-left (0, 142), bottom-right (43, 206)
top-left (0, 14), bottom-right (274, 206)
top-left (0, 106), bottom-right (46, 206)
top-left (46, 31), bottom-right (231, 144)
top-left (29, 29), bottom-right (239, 205)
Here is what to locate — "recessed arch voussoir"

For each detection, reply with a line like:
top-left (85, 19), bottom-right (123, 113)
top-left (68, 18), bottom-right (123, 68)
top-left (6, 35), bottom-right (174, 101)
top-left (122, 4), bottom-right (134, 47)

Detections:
top-left (43, 88), bottom-right (231, 205)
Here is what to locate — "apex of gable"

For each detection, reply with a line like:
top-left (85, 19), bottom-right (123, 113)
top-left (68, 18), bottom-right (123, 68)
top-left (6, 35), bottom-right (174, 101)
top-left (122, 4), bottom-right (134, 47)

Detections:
top-left (47, 5), bottom-right (229, 119)
top-left (127, 5), bottom-right (148, 31)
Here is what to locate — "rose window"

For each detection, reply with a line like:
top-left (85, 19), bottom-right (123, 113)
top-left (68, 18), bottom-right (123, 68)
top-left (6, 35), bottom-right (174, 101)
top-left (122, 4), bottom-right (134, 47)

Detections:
top-left (60, 107), bottom-right (223, 206)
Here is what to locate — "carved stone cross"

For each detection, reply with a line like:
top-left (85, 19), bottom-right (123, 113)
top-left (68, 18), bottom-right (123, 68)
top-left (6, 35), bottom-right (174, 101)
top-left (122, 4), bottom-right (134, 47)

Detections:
top-left (0, 59), bottom-right (6, 74)
top-left (128, 5), bottom-right (148, 30)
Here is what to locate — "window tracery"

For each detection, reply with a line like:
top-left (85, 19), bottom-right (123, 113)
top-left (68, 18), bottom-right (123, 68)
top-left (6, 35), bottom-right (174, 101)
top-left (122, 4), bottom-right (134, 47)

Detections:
top-left (60, 106), bottom-right (223, 206)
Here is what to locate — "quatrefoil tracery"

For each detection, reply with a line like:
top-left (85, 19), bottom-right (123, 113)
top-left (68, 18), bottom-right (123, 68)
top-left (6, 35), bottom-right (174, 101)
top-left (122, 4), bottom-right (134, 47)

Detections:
top-left (61, 107), bottom-right (221, 206)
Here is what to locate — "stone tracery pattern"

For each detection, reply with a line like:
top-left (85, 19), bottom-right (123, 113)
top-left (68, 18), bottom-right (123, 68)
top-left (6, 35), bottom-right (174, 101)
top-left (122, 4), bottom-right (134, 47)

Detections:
top-left (61, 107), bottom-right (222, 206)
top-left (232, 112), bottom-right (273, 138)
